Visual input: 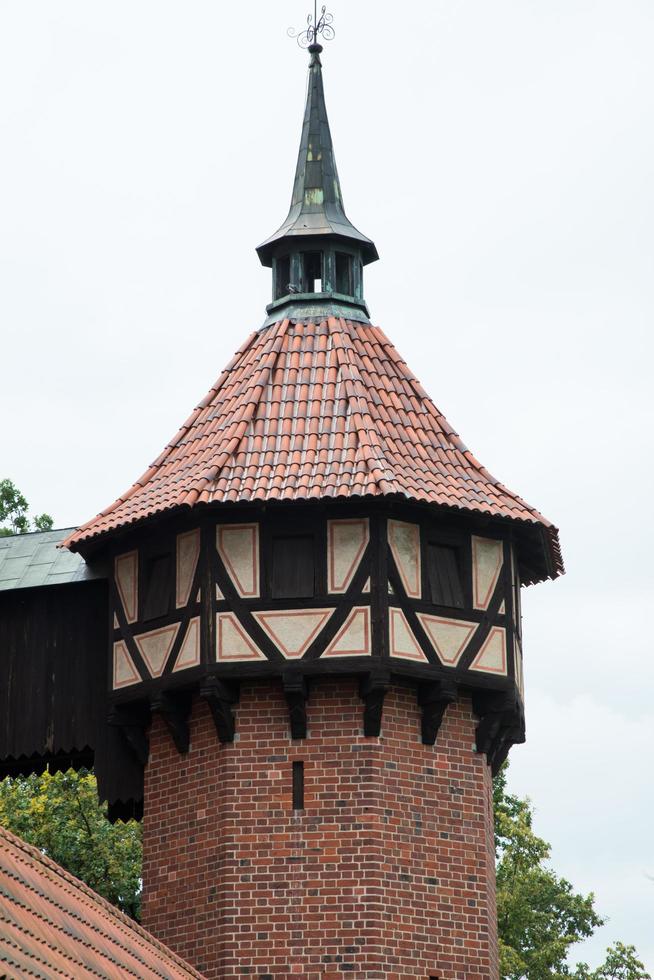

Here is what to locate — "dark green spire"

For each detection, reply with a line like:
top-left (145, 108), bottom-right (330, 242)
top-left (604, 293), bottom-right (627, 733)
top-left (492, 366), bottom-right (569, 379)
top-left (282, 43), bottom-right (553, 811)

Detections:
top-left (257, 44), bottom-right (378, 267)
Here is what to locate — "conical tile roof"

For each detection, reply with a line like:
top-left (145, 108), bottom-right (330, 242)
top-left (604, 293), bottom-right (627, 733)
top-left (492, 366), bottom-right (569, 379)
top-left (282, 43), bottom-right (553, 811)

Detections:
top-left (65, 317), bottom-right (562, 583)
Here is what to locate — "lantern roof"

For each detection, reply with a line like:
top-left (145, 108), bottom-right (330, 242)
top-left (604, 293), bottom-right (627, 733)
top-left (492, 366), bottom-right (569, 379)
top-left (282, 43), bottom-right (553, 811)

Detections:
top-left (256, 43), bottom-right (378, 268)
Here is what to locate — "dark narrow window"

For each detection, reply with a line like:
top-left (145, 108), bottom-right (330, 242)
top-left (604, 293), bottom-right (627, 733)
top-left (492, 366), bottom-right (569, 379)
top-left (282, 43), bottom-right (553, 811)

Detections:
top-left (276, 255), bottom-right (291, 299)
top-left (513, 564), bottom-right (522, 637)
top-left (304, 251), bottom-right (322, 292)
top-left (292, 761), bottom-right (304, 810)
top-left (142, 553), bottom-right (172, 620)
top-left (335, 252), bottom-right (352, 294)
top-left (426, 544), bottom-right (464, 608)
top-left (271, 535), bottom-right (315, 599)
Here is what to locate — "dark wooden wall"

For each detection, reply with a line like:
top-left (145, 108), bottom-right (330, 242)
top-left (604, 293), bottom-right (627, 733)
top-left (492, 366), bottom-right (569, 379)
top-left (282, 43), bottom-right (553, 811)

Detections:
top-left (0, 580), bottom-right (143, 819)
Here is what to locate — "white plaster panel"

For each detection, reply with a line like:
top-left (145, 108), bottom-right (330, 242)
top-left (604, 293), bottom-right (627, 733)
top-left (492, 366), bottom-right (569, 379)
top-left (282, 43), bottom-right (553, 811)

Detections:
top-left (216, 523), bottom-right (260, 597)
top-left (388, 520), bottom-right (421, 598)
top-left (324, 607), bottom-right (371, 657)
top-left (328, 519), bottom-right (369, 593)
top-left (135, 624), bottom-right (179, 678)
top-left (173, 616), bottom-right (201, 672)
top-left (115, 551), bottom-right (138, 624)
top-left (470, 627), bottom-right (507, 675)
top-left (389, 607), bottom-right (427, 662)
top-left (176, 529), bottom-right (201, 608)
top-left (472, 536), bottom-right (503, 610)
top-left (113, 641), bottom-right (140, 689)
top-left (416, 614), bottom-right (477, 667)
top-left (253, 609), bottom-right (334, 659)
top-left (216, 613), bottom-right (266, 662)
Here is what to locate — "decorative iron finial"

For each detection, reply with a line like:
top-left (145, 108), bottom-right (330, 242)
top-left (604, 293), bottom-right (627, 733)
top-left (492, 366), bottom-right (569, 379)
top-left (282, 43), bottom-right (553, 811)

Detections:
top-left (288, 3), bottom-right (335, 49)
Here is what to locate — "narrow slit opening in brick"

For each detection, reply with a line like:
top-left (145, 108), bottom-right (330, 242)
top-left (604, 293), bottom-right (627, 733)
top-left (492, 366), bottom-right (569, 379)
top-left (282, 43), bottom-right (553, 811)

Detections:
top-left (292, 761), bottom-right (304, 810)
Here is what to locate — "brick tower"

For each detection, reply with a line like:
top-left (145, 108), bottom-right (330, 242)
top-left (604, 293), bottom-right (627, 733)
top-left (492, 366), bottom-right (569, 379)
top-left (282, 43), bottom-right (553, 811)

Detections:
top-left (65, 17), bottom-right (563, 980)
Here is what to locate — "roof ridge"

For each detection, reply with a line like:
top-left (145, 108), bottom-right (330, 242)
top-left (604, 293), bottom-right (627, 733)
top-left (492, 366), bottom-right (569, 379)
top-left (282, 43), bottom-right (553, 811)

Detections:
top-left (369, 323), bottom-right (554, 527)
top-left (203, 320), bottom-right (292, 501)
top-left (61, 330), bottom-right (262, 549)
top-left (330, 318), bottom-right (397, 494)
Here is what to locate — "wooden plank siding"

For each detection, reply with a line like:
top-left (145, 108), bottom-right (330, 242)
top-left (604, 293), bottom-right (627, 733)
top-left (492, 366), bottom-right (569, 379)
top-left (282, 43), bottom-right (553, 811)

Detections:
top-left (0, 580), bottom-right (143, 819)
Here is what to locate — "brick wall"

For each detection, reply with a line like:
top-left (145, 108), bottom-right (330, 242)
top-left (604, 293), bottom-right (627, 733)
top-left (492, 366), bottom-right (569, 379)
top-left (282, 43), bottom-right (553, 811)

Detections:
top-left (142, 680), bottom-right (498, 980)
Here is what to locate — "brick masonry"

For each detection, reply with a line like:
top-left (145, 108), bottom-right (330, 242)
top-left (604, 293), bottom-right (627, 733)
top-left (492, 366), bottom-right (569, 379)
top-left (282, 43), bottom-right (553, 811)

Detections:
top-left (142, 680), bottom-right (498, 980)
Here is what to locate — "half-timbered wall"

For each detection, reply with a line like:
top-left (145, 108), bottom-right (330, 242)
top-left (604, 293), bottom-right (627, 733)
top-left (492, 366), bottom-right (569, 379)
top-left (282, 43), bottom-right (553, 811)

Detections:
top-left (109, 505), bottom-right (523, 711)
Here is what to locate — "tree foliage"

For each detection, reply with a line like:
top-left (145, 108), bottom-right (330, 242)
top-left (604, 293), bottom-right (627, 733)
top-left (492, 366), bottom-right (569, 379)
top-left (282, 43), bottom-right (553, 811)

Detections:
top-left (0, 478), bottom-right (53, 535)
top-left (0, 769), bottom-right (141, 918)
top-left (495, 767), bottom-right (650, 979)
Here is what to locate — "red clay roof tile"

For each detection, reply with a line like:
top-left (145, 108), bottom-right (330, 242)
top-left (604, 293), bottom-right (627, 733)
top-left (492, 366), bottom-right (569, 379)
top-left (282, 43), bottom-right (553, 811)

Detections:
top-left (64, 316), bottom-right (562, 579)
top-left (0, 824), bottom-right (203, 979)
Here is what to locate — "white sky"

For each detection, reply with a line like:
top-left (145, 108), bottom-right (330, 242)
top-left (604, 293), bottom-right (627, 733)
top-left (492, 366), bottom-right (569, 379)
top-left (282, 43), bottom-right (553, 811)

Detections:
top-left (1, 0), bottom-right (652, 970)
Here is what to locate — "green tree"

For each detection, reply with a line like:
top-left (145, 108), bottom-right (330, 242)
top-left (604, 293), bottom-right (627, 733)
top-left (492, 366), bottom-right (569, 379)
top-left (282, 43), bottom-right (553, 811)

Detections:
top-left (495, 767), bottom-right (650, 979)
top-left (576, 944), bottom-right (651, 980)
top-left (0, 769), bottom-right (142, 918)
top-left (0, 478), bottom-right (53, 535)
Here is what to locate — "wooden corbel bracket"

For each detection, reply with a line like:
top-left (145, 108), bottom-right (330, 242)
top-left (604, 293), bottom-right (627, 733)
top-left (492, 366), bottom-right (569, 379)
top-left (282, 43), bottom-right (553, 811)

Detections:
top-left (417, 679), bottom-right (458, 745)
top-left (108, 704), bottom-right (150, 766)
top-left (150, 691), bottom-right (192, 755)
top-left (200, 677), bottom-right (240, 744)
top-left (359, 668), bottom-right (390, 737)
top-left (472, 690), bottom-right (525, 774)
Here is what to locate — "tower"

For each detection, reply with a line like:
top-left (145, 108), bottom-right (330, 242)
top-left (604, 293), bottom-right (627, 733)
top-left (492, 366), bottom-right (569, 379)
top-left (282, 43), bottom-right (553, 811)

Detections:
top-left (62, 17), bottom-right (563, 980)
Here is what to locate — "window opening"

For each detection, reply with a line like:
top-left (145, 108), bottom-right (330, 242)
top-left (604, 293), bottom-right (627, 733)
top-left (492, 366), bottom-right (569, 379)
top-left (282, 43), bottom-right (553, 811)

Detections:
top-left (271, 535), bottom-right (315, 599)
top-left (276, 255), bottom-right (291, 299)
top-left (335, 252), bottom-right (352, 294)
top-left (304, 251), bottom-right (322, 293)
top-left (426, 544), bottom-right (464, 608)
top-left (292, 761), bottom-right (304, 810)
top-left (142, 553), bottom-right (172, 621)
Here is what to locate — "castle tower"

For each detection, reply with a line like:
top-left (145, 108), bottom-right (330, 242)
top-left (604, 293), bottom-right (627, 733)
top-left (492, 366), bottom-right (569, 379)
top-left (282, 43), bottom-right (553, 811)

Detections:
top-left (65, 23), bottom-right (563, 980)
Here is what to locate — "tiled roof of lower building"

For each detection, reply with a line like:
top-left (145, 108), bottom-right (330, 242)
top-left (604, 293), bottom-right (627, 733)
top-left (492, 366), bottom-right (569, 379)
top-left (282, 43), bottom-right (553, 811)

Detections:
top-left (0, 823), bottom-right (204, 979)
top-left (64, 316), bottom-right (562, 581)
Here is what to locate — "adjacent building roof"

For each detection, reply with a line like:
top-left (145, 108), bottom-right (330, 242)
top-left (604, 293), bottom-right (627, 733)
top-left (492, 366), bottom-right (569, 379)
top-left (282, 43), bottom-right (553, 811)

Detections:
top-left (0, 823), bottom-right (203, 979)
top-left (0, 528), bottom-right (104, 592)
top-left (64, 316), bottom-right (562, 583)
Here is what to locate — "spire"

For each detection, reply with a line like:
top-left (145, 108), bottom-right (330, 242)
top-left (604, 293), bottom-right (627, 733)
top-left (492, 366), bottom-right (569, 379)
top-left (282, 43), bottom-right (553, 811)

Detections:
top-left (257, 41), bottom-right (378, 267)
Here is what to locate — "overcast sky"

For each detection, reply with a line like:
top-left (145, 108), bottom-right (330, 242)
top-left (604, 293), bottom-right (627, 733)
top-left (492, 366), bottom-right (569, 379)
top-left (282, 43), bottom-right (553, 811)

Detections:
top-left (1, 0), bottom-right (652, 970)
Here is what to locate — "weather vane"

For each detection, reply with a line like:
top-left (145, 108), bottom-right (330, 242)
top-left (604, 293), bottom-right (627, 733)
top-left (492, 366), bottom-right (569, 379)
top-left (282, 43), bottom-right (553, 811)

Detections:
top-left (288, 3), bottom-right (335, 49)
